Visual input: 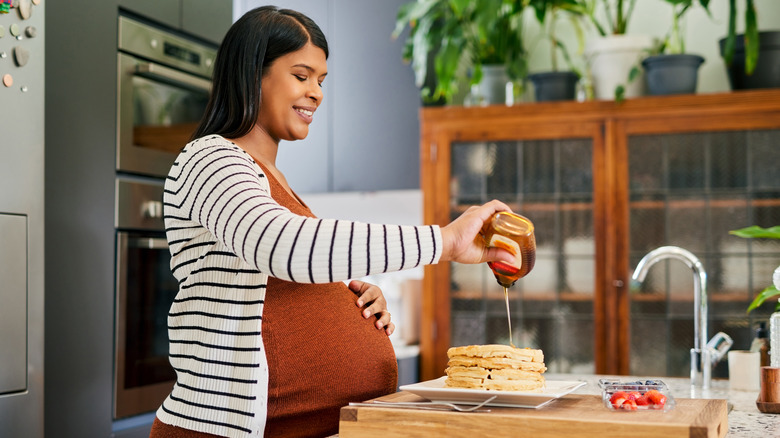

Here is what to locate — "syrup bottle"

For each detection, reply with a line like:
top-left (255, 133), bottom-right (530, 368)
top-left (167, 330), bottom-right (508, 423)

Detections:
top-left (482, 211), bottom-right (536, 287)
top-left (481, 212), bottom-right (536, 347)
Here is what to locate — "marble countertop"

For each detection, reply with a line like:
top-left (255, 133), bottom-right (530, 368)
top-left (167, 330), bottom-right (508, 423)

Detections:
top-left (547, 373), bottom-right (780, 437)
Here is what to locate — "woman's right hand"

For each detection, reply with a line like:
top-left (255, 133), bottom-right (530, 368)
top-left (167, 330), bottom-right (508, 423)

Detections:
top-left (439, 199), bottom-right (515, 265)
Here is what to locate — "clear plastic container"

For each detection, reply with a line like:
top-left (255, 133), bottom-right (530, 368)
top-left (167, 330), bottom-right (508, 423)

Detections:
top-left (599, 379), bottom-right (676, 412)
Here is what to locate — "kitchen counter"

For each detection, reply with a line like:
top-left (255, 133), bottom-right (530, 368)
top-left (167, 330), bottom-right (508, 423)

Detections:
top-left (338, 373), bottom-right (780, 437)
top-left (547, 373), bottom-right (779, 438)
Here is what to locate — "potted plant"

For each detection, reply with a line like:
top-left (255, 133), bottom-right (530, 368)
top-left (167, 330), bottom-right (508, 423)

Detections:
top-left (581, 0), bottom-right (654, 100)
top-left (732, 226), bottom-right (780, 313)
top-left (527, 0), bottom-right (586, 101)
top-left (719, 0), bottom-right (780, 90)
top-left (735, 225), bottom-right (780, 366)
top-left (641, 0), bottom-right (710, 95)
top-left (393, 0), bottom-right (528, 105)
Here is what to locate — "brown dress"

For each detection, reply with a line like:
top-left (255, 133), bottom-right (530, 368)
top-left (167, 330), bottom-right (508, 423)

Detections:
top-left (152, 163), bottom-right (397, 438)
top-left (261, 163), bottom-right (397, 437)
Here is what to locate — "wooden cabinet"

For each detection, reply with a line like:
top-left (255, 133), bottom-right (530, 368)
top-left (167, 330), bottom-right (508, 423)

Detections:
top-left (419, 90), bottom-right (780, 381)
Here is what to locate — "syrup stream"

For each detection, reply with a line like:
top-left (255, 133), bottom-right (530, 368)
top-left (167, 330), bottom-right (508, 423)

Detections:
top-left (504, 286), bottom-right (515, 348)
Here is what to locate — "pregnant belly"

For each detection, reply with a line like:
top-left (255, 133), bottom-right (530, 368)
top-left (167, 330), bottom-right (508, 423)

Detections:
top-left (262, 278), bottom-right (397, 437)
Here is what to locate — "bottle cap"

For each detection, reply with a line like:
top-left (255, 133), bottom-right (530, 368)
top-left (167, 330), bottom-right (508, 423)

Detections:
top-left (757, 321), bottom-right (768, 339)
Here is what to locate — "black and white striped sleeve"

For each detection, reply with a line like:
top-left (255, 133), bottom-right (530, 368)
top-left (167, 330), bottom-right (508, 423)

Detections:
top-left (165, 139), bottom-right (442, 283)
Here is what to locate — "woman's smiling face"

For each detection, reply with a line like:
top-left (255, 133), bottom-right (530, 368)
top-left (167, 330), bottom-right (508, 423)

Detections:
top-left (258, 41), bottom-right (327, 143)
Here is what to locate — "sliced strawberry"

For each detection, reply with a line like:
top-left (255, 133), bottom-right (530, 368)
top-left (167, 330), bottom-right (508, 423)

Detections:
top-left (627, 391), bottom-right (642, 401)
top-left (609, 391), bottom-right (628, 404)
top-left (609, 391), bottom-right (628, 409)
top-left (645, 389), bottom-right (667, 407)
top-left (621, 399), bottom-right (638, 410)
top-left (635, 394), bottom-right (650, 406)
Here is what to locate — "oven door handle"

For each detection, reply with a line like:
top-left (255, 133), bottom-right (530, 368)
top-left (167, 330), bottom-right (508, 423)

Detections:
top-left (135, 61), bottom-right (211, 93)
top-left (128, 237), bottom-right (170, 250)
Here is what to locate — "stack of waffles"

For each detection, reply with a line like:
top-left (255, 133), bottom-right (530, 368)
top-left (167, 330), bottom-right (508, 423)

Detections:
top-left (444, 344), bottom-right (546, 392)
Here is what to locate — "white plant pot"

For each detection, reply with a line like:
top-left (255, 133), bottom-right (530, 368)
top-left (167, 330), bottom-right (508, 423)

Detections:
top-left (586, 35), bottom-right (653, 100)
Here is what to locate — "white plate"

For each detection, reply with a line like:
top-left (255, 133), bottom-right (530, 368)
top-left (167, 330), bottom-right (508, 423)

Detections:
top-left (399, 377), bottom-right (586, 409)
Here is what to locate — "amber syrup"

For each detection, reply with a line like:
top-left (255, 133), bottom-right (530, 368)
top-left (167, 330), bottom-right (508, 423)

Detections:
top-left (503, 287), bottom-right (515, 347)
top-left (482, 212), bottom-right (536, 348)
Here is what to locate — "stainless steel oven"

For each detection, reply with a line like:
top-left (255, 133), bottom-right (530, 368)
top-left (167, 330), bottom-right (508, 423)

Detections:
top-left (114, 16), bottom-right (216, 420)
top-left (117, 16), bottom-right (215, 178)
top-left (114, 178), bottom-right (178, 419)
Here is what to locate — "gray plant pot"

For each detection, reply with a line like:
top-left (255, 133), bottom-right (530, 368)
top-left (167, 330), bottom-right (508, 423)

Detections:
top-left (719, 31), bottom-right (780, 90)
top-left (479, 65), bottom-right (511, 105)
top-left (642, 54), bottom-right (704, 95)
top-left (528, 71), bottom-right (579, 102)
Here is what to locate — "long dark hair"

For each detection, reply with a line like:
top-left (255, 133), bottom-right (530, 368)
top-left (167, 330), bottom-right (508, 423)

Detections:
top-left (191, 6), bottom-right (329, 140)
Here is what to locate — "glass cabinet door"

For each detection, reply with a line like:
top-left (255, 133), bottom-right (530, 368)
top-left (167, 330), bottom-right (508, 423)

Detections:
top-left (628, 129), bottom-right (780, 378)
top-left (449, 137), bottom-right (596, 374)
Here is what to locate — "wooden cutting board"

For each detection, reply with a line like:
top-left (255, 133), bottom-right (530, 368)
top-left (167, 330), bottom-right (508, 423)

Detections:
top-left (339, 391), bottom-right (728, 438)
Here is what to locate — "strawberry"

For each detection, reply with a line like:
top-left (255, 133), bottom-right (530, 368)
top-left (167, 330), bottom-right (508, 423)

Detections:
top-left (609, 391), bottom-right (628, 403)
top-left (627, 391), bottom-right (642, 402)
top-left (635, 394), bottom-right (650, 406)
top-left (621, 399), bottom-right (638, 410)
top-left (645, 389), bottom-right (667, 407)
top-left (609, 391), bottom-right (628, 408)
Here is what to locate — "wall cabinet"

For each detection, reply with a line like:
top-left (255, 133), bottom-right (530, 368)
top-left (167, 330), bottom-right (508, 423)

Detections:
top-left (119, 0), bottom-right (232, 44)
top-left (419, 90), bottom-right (780, 381)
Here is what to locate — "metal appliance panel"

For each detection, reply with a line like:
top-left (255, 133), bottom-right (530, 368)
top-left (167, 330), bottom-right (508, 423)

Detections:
top-left (0, 214), bottom-right (27, 394)
top-left (114, 178), bottom-right (178, 419)
top-left (116, 16), bottom-right (215, 178)
top-left (118, 16), bottom-right (216, 77)
top-left (114, 230), bottom-right (177, 419)
top-left (115, 178), bottom-right (165, 230)
top-left (0, 0), bottom-right (44, 436)
top-left (117, 51), bottom-right (211, 177)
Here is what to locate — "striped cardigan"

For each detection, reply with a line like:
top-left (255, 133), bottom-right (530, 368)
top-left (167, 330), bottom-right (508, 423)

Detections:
top-left (157, 135), bottom-right (442, 437)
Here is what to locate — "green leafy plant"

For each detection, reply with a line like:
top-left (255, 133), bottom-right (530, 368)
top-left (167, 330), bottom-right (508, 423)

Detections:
top-left (581, 0), bottom-right (638, 36)
top-left (578, 1), bottom-right (642, 102)
top-left (656, 0), bottom-right (711, 55)
top-left (730, 226), bottom-right (780, 313)
top-left (529, 0), bottom-right (587, 73)
top-left (583, 0), bottom-right (711, 102)
top-left (392, 0), bottom-right (527, 104)
top-left (721, 0), bottom-right (759, 75)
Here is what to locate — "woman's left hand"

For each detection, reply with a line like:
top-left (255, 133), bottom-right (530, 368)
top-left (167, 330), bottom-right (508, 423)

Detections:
top-left (349, 280), bottom-right (395, 336)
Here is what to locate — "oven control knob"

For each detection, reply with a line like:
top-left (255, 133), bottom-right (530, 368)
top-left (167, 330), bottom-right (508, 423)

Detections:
top-left (142, 200), bottom-right (163, 219)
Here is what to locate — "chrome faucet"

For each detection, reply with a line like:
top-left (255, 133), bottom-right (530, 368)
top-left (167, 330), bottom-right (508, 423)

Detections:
top-left (631, 246), bottom-right (732, 389)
